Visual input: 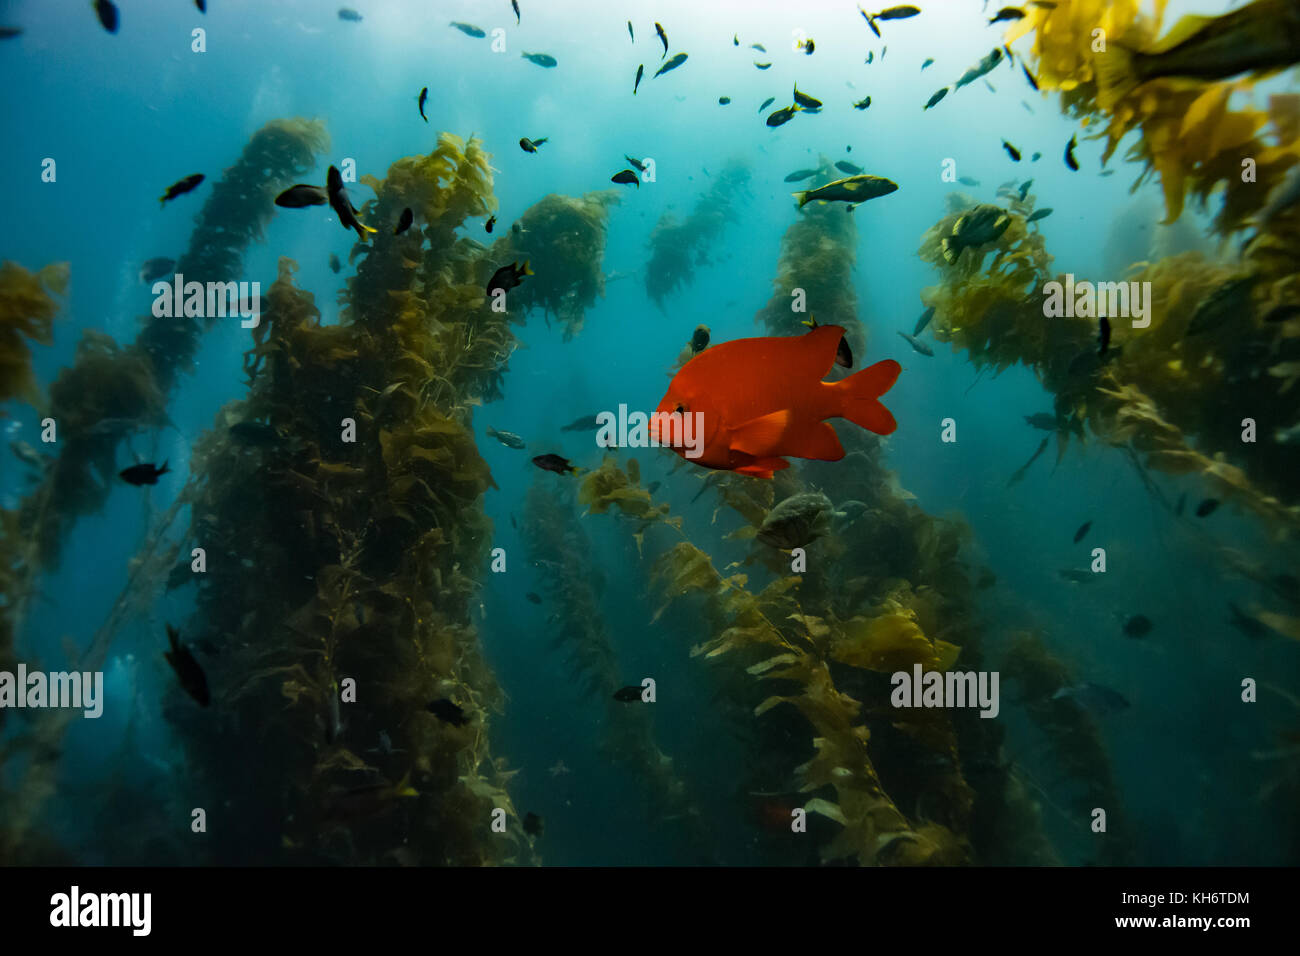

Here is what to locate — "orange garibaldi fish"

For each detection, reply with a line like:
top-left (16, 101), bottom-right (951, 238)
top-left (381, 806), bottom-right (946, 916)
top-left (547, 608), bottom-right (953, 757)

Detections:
top-left (652, 324), bottom-right (901, 478)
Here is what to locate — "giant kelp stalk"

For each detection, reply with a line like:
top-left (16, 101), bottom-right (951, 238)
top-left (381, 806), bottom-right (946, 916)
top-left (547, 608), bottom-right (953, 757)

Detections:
top-left (1004, 0), bottom-right (1300, 234)
top-left (522, 469), bottom-right (710, 847)
top-left (753, 159), bottom-right (867, 359)
top-left (644, 160), bottom-right (751, 307)
top-left (486, 191), bottom-right (619, 340)
top-left (170, 133), bottom-right (530, 865)
top-left (17, 118), bottom-right (329, 572)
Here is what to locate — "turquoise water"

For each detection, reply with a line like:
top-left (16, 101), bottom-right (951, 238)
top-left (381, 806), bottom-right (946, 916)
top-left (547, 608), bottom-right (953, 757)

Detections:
top-left (1, 0), bottom-right (1298, 866)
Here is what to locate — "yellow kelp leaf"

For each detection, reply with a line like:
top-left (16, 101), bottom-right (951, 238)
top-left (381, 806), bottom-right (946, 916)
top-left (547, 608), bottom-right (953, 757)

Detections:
top-left (746, 653), bottom-right (800, 676)
top-left (833, 612), bottom-right (939, 673)
top-left (935, 639), bottom-right (961, 671)
top-left (1254, 610), bottom-right (1300, 642)
top-left (754, 695), bottom-right (792, 716)
top-left (789, 613), bottom-right (830, 640)
top-left (1145, 449), bottom-right (1205, 475)
top-left (804, 798), bottom-right (848, 826)
top-left (1180, 85), bottom-right (1227, 142)
top-left (725, 525), bottom-right (758, 541)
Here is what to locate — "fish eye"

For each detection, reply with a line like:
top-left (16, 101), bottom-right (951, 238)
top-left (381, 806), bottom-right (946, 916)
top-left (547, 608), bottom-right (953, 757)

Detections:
top-left (675, 403), bottom-right (686, 414)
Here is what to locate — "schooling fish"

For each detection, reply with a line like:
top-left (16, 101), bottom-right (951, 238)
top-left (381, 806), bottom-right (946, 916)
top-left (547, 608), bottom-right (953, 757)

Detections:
top-left (159, 173), bottom-right (204, 207)
top-left (450, 21), bottom-right (485, 37)
top-left (1002, 139), bottom-right (1022, 161)
top-left (956, 48), bottom-right (1003, 89)
top-left (719, 96), bottom-right (731, 105)
top-left (338, 8), bottom-right (363, 22)
top-left (766, 104), bottom-right (801, 127)
top-left (654, 53), bottom-right (687, 78)
top-left (275, 184), bottom-right (328, 208)
top-left (120, 461), bottom-right (169, 486)
top-left (164, 625), bottom-right (210, 707)
top-left (913, 305), bottom-right (936, 335)
top-left (1064, 134), bottom-right (1079, 170)
top-left (1021, 62), bottom-right (1040, 91)
top-left (93, 0), bottom-right (119, 33)
top-left (793, 174), bottom-right (898, 207)
top-left (394, 207), bottom-right (414, 235)
top-left (512, 0), bottom-right (520, 26)
top-left (759, 97), bottom-right (776, 112)
top-left (0, 26), bottom-right (23, 39)
top-left (1195, 497), bottom-right (1220, 517)
top-left (532, 453), bottom-right (581, 476)
top-left (523, 812), bottom-right (544, 836)
top-left (862, 5), bottom-right (921, 39)
top-left (486, 426), bottom-right (525, 449)
top-left (519, 137), bottom-right (548, 152)
top-left (562, 414), bottom-right (603, 431)
top-left (752, 43), bottom-right (767, 52)
top-left (485, 215), bottom-right (496, 233)
top-left (690, 325), bottom-right (711, 354)
top-left (793, 85), bottom-right (823, 110)
top-left (957, 176), bottom-right (980, 186)
top-left (940, 204), bottom-right (1010, 263)
top-left (1073, 520), bottom-right (1092, 543)
top-left (853, 96), bottom-right (872, 109)
top-left (835, 160), bottom-right (864, 175)
top-left (327, 165), bottom-right (377, 239)
top-left (922, 57), bottom-right (934, 70)
top-left (525, 592), bottom-right (542, 604)
top-left (755, 61), bottom-right (772, 70)
top-left (1026, 207), bottom-right (1052, 222)
top-left (613, 685), bottom-right (645, 702)
top-left (1123, 614), bottom-right (1153, 638)
top-left (989, 7), bottom-right (1025, 24)
top-left (799, 38), bottom-right (815, 55)
top-left (417, 86), bottom-right (428, 122)
top-left (897, 331), bottom-right (934, 356)
top-left (785, 169), bottom-right (819, 182)
top-left (634, 63), bottom-right (644, 93)
top-left (1097, 0), bottom-right (1300, 111)
top-left (329, 253), bottom-right (341, 273)
top-left (486, 261), bottom-right (532, 296)
top-left (1017, 179), bottom-right (1033, 200)
top-left (1024, 412), bottom-right (1056, 429)
top-left (611, 169), bottom-right (640, 187)
top-left (628, 21), bottom-right (633, 42)
top-left (924, 87), bottom-right (949, 110)
top-left (655, 22), bottom-right (668, 58)
top-left (625, 155), bottom-right (648, 173)
top-left (522, 51), bottom-right (557, 67)
top-left (652, 324), bottom-right (901, 478)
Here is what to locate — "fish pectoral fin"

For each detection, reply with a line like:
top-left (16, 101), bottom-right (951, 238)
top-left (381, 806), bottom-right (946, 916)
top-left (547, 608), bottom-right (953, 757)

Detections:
top-left (732, 457), bottom-right (789, 479)
top-left (781, 421), bottom-right (845, 462)
top-left (730, 410), bottom-right (792, 456)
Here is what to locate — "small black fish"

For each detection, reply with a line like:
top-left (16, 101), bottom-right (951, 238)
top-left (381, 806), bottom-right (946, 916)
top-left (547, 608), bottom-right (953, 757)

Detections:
top-left (634, 63), bottom-right (644, 94)
top-left (897, 330), bottom-right (933, 356)
top-left (1073, 520), bottom-right (1092, 543)
top-left (417, 86), bottom-right (428, 122)
top-left (655, 22), bottom-right (668, 58)
top-left (159, 173), bottom-right (204, 207)
top-left (0, 26), bottom-right (23, 39)
top-left (924, 88), bottom-right (948, 110)
top-left (338, 7), bottom-right (363, 22)
top-left (512, 0), bottom-right (520, 26)
top-left (1002, 139), bottom-right (1022, 161)
top-left (426, 698), bottom-right (469, 726)
top-left (1122, 614), bottom-right (1153, 639)
top-left (526, 592), bottom-right (542, 604)
top-left (866, 51), bottom-right (874, 64)
top-left (1263, 303), bottom-right (1300, 324)
top-left (718, 96), bottom-right (731, 105)
top-left (521, 51), bottom-right (557, 67)
top-left (1024, 412), bottom-right (1056, 430)
top-left (1195, 498), bottom-right (1220, 518)
top-left (93, 0), bottom-right (119, 33)
top-left (394, 207), bottom-right (414, 235)
top-left (611, 169), bottom-right (640, 187)
top-left (519, 137), bottom-right (548, 153)
top-left (784, 168), bottom-right (818, 183)
top-left (1017, 179), bottom-right (1033, 200)
top-left (800, 38), bottom-right (815, 55)
top-left (766, 104), bottom-right (800, 127)
top-left (1099, 315), bottom-right (1111, 356)
top-left (690, 325), bottom-right (710, 353)
top-left (759, 96), bottom-right (776, 112)
top-left (275, 184), bottom-right (328, 208)
top-left (628, 21), bottom-right (633, 42)
top-left (533, 454), bottom-right (580, 476)
top-left (1021, 62), bottom-right (1039, 91)
top-left (835, 160), bottom-right (864, 175)
top-left (802, 317), bottom-right (852, 368)
top-left (523, 812), bottom-right (544, 836)
top-left (329, 253), bottom-right (341, 274)
top-left (913, 305), bottom-right (936, 336)
top-left (755, 61), bottom-right (772, 70)
top-left (164, 624), bottom-right (210, 707)
top-left (989, 7), bottom-right (1025, 24)
top-left (613, 685), bottom-right (644, 702)
top-left (327, 165), bottom-right (377, 240)
top-left (853, 96), bottom-right (872, 110)
top-left (486, 261), bottom-right (532, 296)
top-left (1026, 207), bottom-right (1052, 222)
top-left (921, 57), bottom-right (934, 70)
top-left (654, 53), bottom-right (687, 78)
top-left (120, 461), bottom-right (169, 486)
top-left (1064, 134), bottom-right (1079, 171)
top-left (561, 415), bottom-right (602, 431)
top-left (511, 514), bottom-right (518, 529)
top-left (450, 21), bottom-right (485, 37)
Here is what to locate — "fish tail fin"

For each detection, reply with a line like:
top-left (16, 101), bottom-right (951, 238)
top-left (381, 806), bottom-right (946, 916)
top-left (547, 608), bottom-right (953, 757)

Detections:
top-left (1095, 44), bottom-right (1142, 111)
top-left (568, 465), bottom-right (584, 476)
top-left (159, 460), bottom-right (170, 476)
top-left (394, 771), bottom-right (419, 798)
top-left (834, 359), bottom-right (901, 436)
top-left (521, 260), bottom-right (534, 276)
top-left (792, 191), bottom-right (809, 208)
top-left (868, 17), bottom-right (881, 39)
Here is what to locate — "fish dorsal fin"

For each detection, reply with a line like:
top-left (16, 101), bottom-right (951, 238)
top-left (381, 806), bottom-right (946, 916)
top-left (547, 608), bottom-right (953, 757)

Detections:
top-left (730, 410), bottom-right (792, 456)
